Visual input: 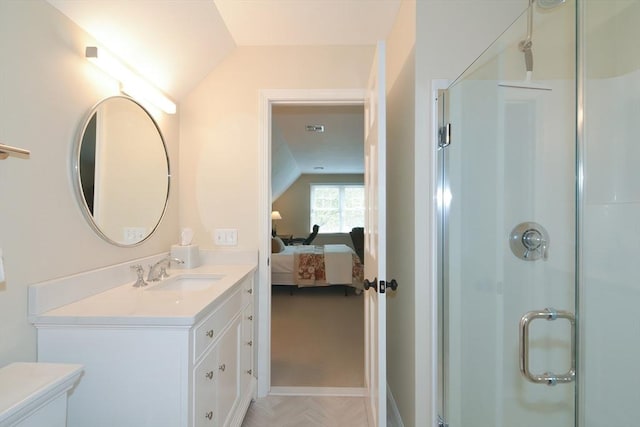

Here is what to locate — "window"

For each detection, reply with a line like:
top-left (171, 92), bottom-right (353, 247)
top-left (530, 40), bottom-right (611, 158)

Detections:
top-left (310, 184), bottom-right (364, 233)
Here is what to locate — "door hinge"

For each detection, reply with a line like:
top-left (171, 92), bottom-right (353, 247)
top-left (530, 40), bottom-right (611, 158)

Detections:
top-left (438, 123), bottom-right (451, 148)
top-left (438, 415), bottom-right (449, 427)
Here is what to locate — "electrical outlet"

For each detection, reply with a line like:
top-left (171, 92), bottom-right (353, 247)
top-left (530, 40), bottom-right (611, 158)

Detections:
top-left (123, 227), bottom-right (146, 243)
top-left (214, 229), bottom-right (238, 246)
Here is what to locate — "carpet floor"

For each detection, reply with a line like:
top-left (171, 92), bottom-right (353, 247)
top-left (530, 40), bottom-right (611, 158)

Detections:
top-left (270, 285), bottom-right (365, 388)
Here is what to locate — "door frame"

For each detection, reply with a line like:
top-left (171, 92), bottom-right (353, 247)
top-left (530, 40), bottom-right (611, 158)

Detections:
top-left (257, 88), bottom-right (367, 397)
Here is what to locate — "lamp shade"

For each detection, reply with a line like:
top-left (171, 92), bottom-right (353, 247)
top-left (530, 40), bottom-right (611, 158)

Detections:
top-left (271, 211), bottom-right (282, 220)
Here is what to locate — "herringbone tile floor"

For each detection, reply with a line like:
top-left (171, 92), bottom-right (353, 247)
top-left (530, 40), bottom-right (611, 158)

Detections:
top-left (241, 395), bottom-right (370, 427)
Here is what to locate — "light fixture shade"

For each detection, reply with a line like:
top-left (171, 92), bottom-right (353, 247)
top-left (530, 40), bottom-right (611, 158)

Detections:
top-left (271, 211), bottom-right (282, 220)
top-left (85, 46), bottom-right (176, 115)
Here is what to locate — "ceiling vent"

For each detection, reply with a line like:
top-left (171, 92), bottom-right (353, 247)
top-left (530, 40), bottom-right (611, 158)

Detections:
top-left (305, 125), bottom-right (325, 133)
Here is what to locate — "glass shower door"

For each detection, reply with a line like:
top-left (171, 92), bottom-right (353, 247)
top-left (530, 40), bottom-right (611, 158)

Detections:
top-left (438, 2), bottom-right (576, 426)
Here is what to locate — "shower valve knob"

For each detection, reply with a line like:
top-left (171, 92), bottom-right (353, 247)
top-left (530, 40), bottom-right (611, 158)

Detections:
top-left (510, 222), bottom-right (550, 262)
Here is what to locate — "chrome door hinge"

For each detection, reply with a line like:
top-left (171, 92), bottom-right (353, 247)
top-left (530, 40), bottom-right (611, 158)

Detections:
top-left (438, 415), bottom-right (449, 427)
top-left (438, 123), bottom-right (451, 148)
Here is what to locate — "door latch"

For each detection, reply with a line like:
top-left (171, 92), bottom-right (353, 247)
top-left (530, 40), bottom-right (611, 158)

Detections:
top-left (364, 278), bottom-right (398, 293)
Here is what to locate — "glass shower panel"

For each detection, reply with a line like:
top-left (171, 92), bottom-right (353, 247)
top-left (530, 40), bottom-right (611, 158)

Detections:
top-left (441, 1), bottom-right (576, 426)
top-left (581, 1), bottom-right (640, 425)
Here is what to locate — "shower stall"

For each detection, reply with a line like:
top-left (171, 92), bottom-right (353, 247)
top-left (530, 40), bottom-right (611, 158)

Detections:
top-left (436, 0), bottom-right (640, 425)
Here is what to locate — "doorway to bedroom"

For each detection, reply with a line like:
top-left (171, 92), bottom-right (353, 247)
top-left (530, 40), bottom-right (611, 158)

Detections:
top-left (270, 103), bottom-right (366, 392)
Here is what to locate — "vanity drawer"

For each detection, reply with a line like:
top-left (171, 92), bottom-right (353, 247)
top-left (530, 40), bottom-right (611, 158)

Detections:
top-left (194, 348), bottom-right (217, 427)
top-left (241, 304), bottom-right (254, 391)
top-left (241, 276), bottom-right (254, 306)
top-left (194, 289), bottom-right (242, 360)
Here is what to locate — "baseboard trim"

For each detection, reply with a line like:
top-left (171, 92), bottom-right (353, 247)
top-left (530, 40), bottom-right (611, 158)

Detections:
top-left (387, 384), bottom-right (405, 427)
top-left (230, 378), bottom-right (257, 427)
top-left (270, 386), bottom-right (367, 397)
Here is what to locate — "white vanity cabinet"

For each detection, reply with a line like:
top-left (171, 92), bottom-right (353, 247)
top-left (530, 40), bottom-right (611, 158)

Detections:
top-left (194, 314), bottom-right (242, 427)
top-left (193, 278), bottom-right (253, 427)
top-left (34, 270), bottom-right (256, 427)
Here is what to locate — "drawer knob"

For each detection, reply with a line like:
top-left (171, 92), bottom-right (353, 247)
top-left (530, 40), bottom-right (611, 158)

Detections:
top-left (205, 371), bottom-right (214, 380)
top-left (206, 329), bottom-right (214, 338)
top-left (219, 364), bottom-right (226, 372)
top-left (205, 411), bottom-right (213, 420)
top-left (247, 340), bottom-right (253, 346)
top-left (246, 288), bottom-right (253, 294)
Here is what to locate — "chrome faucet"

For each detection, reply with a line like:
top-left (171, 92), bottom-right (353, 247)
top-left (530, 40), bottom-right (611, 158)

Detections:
top-left (130, 264), bottom-right (148, 288)
top-left (147, 256), bottom-right (184, 282)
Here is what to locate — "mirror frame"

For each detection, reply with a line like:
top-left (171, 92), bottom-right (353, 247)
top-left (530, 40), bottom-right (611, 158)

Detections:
top-left (72, 95), bottom-right (171, 247)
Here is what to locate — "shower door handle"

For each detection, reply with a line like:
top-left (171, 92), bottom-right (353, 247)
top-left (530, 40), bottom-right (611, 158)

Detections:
top-left (519, 308), bottom-right (576, 386)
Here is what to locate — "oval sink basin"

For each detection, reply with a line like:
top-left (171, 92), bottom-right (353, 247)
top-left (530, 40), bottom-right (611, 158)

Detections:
top-left (146, 275), bottom-right (222, 292)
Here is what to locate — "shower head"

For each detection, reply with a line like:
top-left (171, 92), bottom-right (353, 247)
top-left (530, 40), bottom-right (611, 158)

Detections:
top-left (501, 0), bottom-right (563, 91)
top-left (536, 0), bottom-right (565, 9)
top-left (514, 0), bottom-right (565, 82)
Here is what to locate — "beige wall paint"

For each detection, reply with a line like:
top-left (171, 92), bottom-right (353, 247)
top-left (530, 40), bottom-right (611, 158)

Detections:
top-left (179, 46), bottom-right (373, 398)
top-left (271, 173), bottom-right (364, 238)
top-left (179, 46), bottom-right (374, 251)
top-left (0, 1), bottom-right (179, 367)
top-left (386, 1), bottom-right (417, 426)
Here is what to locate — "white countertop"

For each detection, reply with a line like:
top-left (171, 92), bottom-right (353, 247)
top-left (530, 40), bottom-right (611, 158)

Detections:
top-left (0, 362), bottom-right (83, 425)
top-left (31, 263), bottom-right (256, 327)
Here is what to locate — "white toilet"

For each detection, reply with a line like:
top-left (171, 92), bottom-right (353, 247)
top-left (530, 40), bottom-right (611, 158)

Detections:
top-left (0, 363), bottom-right (83, 427)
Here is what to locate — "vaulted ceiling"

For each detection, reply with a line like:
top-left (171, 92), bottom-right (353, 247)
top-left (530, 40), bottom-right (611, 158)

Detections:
top-left (47, 0), bottom-right (399, 182)
top-left (47, 0), bottom-right (401, 102)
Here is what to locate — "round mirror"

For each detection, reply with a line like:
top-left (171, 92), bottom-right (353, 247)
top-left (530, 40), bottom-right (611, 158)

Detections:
top-left (74, 96), bottom-right (170, 246)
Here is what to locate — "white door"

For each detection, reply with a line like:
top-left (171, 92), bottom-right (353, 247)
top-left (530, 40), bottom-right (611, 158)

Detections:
top-left (364, 41), bottom-right (387, 427)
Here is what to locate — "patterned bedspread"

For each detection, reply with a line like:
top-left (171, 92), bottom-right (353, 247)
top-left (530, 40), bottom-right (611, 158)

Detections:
top-left (293, 245), bottom-right (364, 289)
top-left (293, 246), bottom-right (326, 285)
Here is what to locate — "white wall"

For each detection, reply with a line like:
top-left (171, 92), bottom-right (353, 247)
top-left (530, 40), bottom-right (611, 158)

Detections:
top-left (0, 1), bottom-right (179, 367)
top-left (582, 1), bottom-right (640, 425)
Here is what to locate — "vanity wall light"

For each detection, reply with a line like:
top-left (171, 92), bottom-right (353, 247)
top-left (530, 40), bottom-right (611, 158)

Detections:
top-left (85, 46), bottom-right (176, 115)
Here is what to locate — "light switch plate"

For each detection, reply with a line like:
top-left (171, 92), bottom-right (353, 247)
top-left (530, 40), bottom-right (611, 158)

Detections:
top-left (214, 229), bottom-right (238, 246)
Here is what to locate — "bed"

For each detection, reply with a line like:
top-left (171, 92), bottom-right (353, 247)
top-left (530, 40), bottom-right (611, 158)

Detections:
top-left (271, 244), bottom-right (364, 290)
